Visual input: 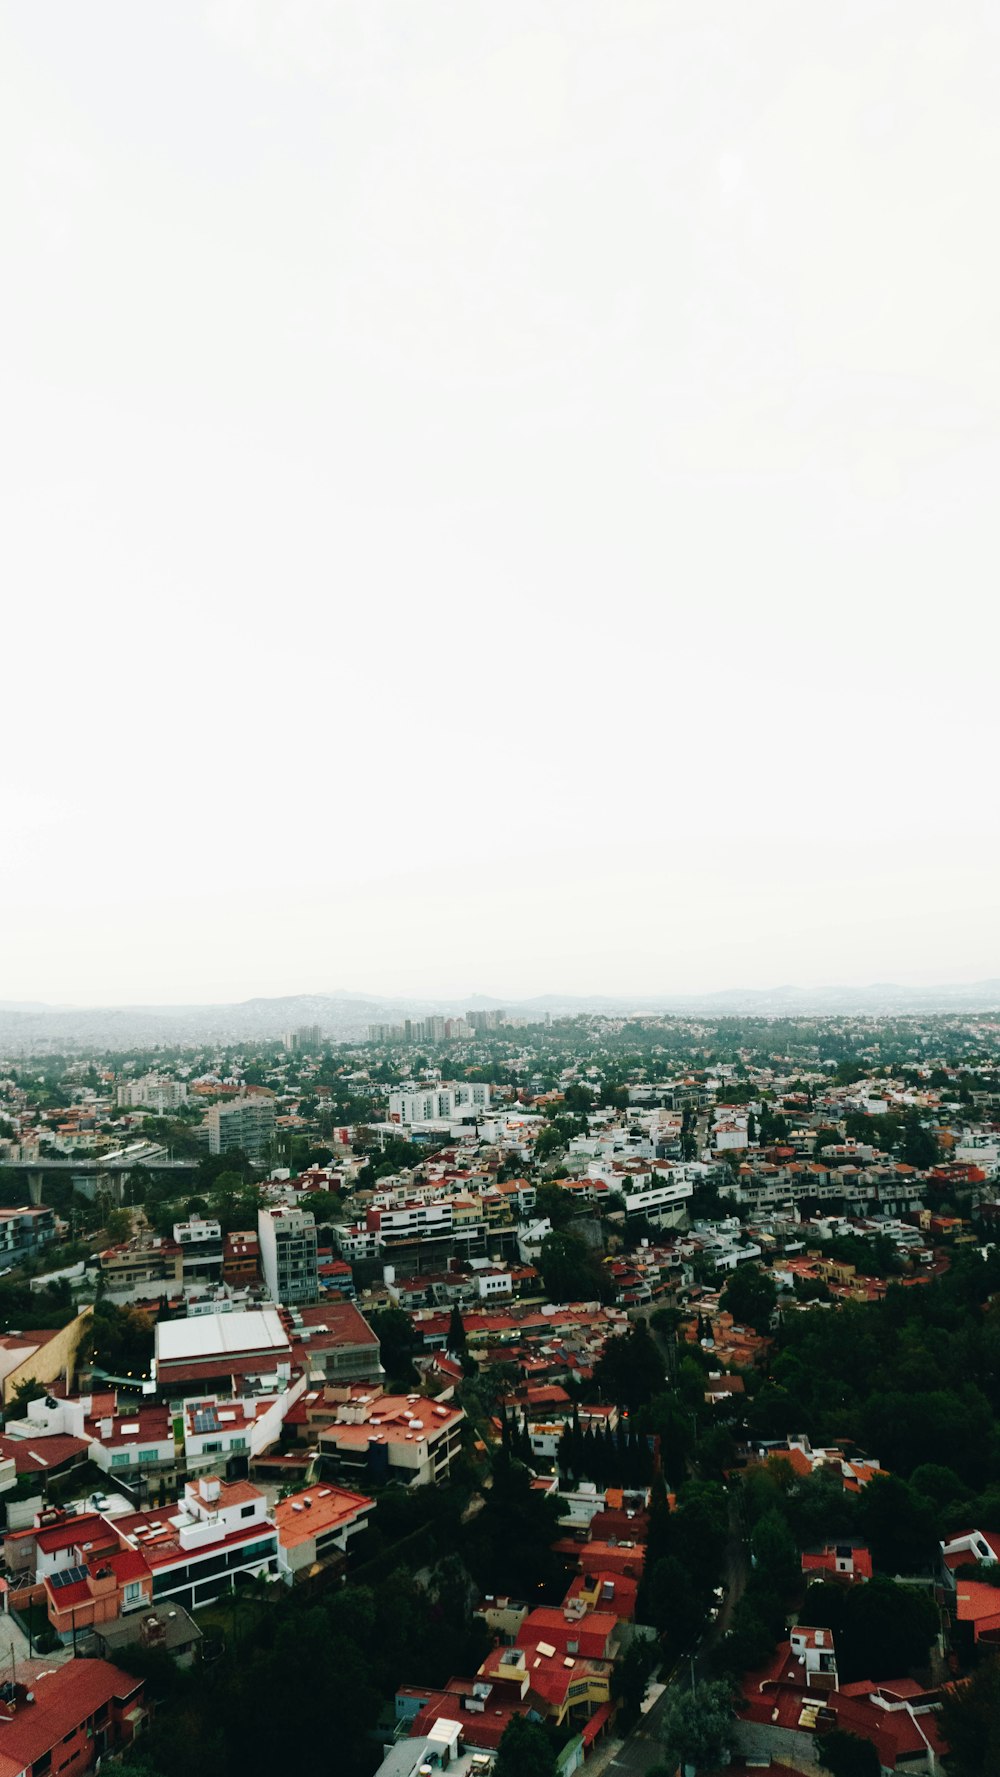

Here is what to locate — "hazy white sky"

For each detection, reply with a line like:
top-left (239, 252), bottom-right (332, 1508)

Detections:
top-left (2, 3), bottom-right (998, 1006)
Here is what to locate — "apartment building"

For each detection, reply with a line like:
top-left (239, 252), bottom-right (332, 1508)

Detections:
top-left (222, 1228), bottom-right (260, 1286)
top-left (0, 1204), bottom-right (56, 1261)
top-left (620, 1175), bottom-right (694, 1224)
top-left (388, 1083), bottom-right (491, 1125)
top-left (98, 1237), bottom-right (183, 1301)
top-left (204, 1093), bottom-right (275, 1164)
top-left (258, 1204), bottom-right (319, 1306)
top-left (172, 1214), bottom-right (224, 1285)
top-left (117, 1073), bottom-right (188, 1111)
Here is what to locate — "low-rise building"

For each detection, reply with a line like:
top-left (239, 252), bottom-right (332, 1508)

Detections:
top-left (285, 1301), bottom-right (383, 1387)
top-left (43, 1544), bottom-right (153, 1645)
top-left (114, 1475), bottom-right (278, 1611)
top-left (153, 1308), bottom-right (292, 1399)
top-left (273, 1482), bottom-right (373, 1582)
top-left (0, 1658), bottom-right (145, 1776)
top-left (312, 1386), bottom-right (464, 1488)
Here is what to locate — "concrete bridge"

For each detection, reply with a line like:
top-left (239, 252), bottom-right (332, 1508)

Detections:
top-left (0, 1154), bottom-right (199, 1205)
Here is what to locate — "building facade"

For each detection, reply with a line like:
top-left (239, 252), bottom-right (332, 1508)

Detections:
top-left (205, 1095), bottom-right (275, 1164)
top-left (258, 1205), bottom-right (319, 1306)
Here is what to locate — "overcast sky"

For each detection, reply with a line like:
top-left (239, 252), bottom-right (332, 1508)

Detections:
top-left (2, 3), bottom-right (998, 1007)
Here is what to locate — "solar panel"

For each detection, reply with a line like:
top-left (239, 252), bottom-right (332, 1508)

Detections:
top-left (50, 1565), bottom-right (88, 1590)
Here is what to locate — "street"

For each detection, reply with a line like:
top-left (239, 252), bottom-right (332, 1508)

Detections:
top-left (603, 1497), bottom-right (748, 1777)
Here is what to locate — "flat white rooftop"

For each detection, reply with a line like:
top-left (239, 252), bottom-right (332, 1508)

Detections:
top-left (155, 1307), bottom-right (289, 1363)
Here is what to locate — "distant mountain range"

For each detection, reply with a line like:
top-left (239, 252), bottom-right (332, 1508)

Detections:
top-left (0, 980), bottom-right (999, 1048)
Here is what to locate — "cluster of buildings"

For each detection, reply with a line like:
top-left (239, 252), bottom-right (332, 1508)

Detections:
top-left (368, 1012), bottom-right (510, 1044)
top-left (381, 1483), bottom-right (651, 1777)
top-left (0, 1284), bottom-right (467, 1660)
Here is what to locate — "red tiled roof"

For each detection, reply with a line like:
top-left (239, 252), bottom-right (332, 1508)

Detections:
top-left (0, 1659), bottom-right (142, 1775)
top-left (0, 1434), bottom-right (89, 1474)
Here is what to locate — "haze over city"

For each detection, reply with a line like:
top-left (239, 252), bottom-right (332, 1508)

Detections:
top-left (3, 2), bottom-right (999, 1007)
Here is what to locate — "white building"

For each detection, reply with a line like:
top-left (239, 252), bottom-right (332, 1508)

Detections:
top-left (117, 1074), bottom-right (188, 1112)
top-left (258, 1204), bottom-right (319, 1306)
top-left (621, 1175), bottom-right (694, 1225)
top-left (388, 1082), bottom-right (491, 1125)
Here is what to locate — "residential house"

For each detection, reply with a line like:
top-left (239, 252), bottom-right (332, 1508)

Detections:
top-left (0, 1659), bottom-right (145, 1777)
top-left (273, 1482), bottom-right (373, 1583)
top-left (310, 1387), bottom-right (464, 1488)
top-left (113, 1475), bottom-right (278, 1612)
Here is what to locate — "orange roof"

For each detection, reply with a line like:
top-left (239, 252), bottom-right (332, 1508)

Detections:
top-left (273, 1484), bottom-right (373, 1550)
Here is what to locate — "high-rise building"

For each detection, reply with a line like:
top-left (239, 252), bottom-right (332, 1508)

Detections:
top-left (205, 1094), bottom-right (275, 1165)
top-left (466, 1010), bottom-right (506, 1032)
top-left (258, 1204), bottom-right (319, 1306)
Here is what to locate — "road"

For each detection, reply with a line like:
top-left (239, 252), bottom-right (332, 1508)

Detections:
top-left (604, 1497), bottom-right (748, 1777)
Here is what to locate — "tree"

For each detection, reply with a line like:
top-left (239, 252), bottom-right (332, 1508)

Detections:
top-left (533, 1182), bottom-right (577, 1230)
top-left (534, 1125), bottom-right (567, 1165)
top-left (640, 1555), bottom-right (703, 1646)
top-left (938, 1657), bottom-right (1000, 1777)
top-left (750, 1508), bottom-right (800, 1598)
top-left (104, 1207), bottom-right (133, 1244)
top-left (447, 1305), bottom-right (467, 1355)
top-left (5, 1375), bottom-right (41, 1420)
top-left (462, 1454), bottom-right (563, 1599)
top-left (901, 1110), bottom-right (938, 1172)
top-left (720, 1265), bottom-right (776, 1333)
top-left (671, 1481), bottom-right (730, 1589)
top-left (593, 1323), bottom-right (665, 1412)
top-left (813, 1127), bottom-right (842, 1156)
top-left (817, 1728), bottom-right (881, 1777)
top-left (659, 1679), bottom-right (735, 1773)
top-left (715, 1595), bottom-right (778, 1676)
top-left (856, 1474), bottom-right (938, 1576)
top-left (804, 1576), bottom-right (937, 1682)
top-left (539, 1230), bottom-right (610, 1303)
top-left (493, 1716), bottom-right (555, 1777)
top-left (613, 1638), bottom-right (657, 1726)
top-left (842, 1576), bottom-right (938, 1680)
top-left (366, 1308), bottom-right (418, 1385)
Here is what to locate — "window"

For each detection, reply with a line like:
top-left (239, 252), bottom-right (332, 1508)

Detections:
top-left (240, 1504), bottom-right (255, 1519)
top-left (111, 1452), bottom-right (132, 1468)
top-left (228, 1538), bottom-right (275, 1567)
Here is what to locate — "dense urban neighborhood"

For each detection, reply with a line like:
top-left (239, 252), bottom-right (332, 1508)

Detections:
top-left (0, 1009), bottom-right (999, 1775)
